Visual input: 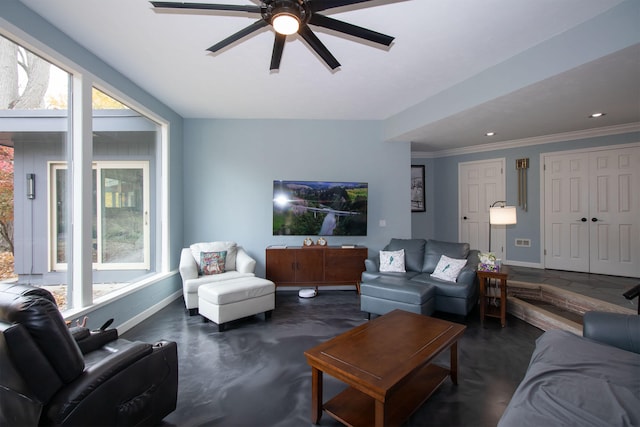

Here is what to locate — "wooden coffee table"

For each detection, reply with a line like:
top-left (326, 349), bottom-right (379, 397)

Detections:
top-left (304, 309), bottom-right (466, 427)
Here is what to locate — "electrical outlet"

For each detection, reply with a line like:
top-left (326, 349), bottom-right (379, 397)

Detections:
top-left (515, 238), bottom-right (531, 247)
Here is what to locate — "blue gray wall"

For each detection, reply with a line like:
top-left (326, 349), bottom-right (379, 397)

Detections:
top-left (183, 119), bottom-right (411, 277)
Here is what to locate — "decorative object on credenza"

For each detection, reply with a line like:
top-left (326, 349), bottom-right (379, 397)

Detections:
top-left (411, 165), bottom-right (425, 212)
top-left (150, 0), bottom-right (395, 71)
top-left (516, 158), bottom-right (529, 211)
top-left (489, 201), bottom-right (517, 252)
top-left (317, 237), bottom-right (327, 246)
top-left (303, 237), bottom-right (314, 247)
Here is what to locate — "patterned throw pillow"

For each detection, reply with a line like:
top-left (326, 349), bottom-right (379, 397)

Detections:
top-left (191, 242), bottom-right (237, 272)
top-left (431, 255), bottom-right (467, 282)
top-left (200, 251), bottom-right (227, 275)
top-left (379, 249), bottom-right (406, 272)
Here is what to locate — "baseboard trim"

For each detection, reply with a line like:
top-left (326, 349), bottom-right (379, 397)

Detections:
top-left (505, 260), bottom-right (543, 269)
top-left (116, 290), bottom-right (182, 334)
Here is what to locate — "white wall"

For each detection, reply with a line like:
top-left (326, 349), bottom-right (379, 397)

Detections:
top-left (183, 118), bottom-right (411, 276)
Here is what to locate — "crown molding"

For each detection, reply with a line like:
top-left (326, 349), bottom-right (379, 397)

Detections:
top-left (412, 122), bottom-right (640, 159)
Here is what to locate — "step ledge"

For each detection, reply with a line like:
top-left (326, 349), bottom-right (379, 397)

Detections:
top-left (506, 281), bottom-right (635, 333)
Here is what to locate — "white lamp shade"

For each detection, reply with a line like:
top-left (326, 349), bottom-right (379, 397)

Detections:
top-left (272, 14), bottom-right (299, 35)
top-left (490, 206), bottom-right (517, 225)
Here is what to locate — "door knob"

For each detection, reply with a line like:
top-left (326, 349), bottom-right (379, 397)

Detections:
top-left (580, 217), bottom-right (587, 222)
top-left (463, 216), bottom-right (468, 220)
top-left (591, 218), bottom-right (598, 222)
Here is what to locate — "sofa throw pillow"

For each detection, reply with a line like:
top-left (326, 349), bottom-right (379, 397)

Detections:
top-left (200, 251), bottom-right (227, 275)
top-left (379, 249), bottom-right (406, 272)
top-left (431, 255), bottom-right (467, 282)
top-left (191, 241), bottom-right (237, 271)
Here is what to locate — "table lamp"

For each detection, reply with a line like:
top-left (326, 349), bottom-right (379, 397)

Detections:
top-left (489, 201), bottom-right (517, 252)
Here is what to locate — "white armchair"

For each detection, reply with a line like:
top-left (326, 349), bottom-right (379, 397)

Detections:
top-left (179, 242), bottom-right (256, 315)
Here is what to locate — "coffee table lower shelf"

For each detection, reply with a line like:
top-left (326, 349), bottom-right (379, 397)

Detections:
top-left (323, 363), bottom-right (450, 427)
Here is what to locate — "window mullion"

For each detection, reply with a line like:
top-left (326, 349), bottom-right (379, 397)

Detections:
top-left (71, 75), bottom-right (93, 308)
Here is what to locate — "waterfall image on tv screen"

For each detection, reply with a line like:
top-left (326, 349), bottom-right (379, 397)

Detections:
top-left (273, 180), bottom-right (368, 236)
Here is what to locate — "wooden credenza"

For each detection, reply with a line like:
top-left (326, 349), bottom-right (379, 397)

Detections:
top-left (266, 246), bottom-right (368, 288)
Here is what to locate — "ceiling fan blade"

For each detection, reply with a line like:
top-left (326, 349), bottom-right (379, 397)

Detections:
top-left (307, 0), bottom-right (374, 13)
top-left (270, 33), bottom-right (286, 70)
top-left (207, 20), bottom-right (268, 52)
top-left (309, 14), bottom-right (394, 46)
top-left (298, 25), bottom-right (340, 70)
top-left (150, 1), bottom-right (261, 13)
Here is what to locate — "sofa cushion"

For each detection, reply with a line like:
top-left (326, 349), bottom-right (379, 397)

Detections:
top-left (423, 240), bottom-right (470, 273)
top-left (3, 294), bottom-right (85, 384)
top-left (379, 249), bottom-right (405, 272)
top-left (383, 238), bottom-right (426, 272)
top-left (411, 272), bottom-right (476, 298)
top-left (200, 251), bottom-right (226, 275)
top-left (360, 277), bottom-right (435, 305)
top-left (183, 271), bottom-right (255, 293)
top-left (198, 277), bottom-right (275, 305)
top-left (191, 241), bottom-right (238, 271)
top-left (431, 255), bottom-right (467, 282)
top-left (361, 270), bottom-right (419, 282)
top-left (498, 329), bottom-right (640, 427)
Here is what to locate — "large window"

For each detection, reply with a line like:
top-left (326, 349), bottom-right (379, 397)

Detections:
top-left (50, 161), bottom-right (149, 270)
top-left (0, 34), bottom-right (70, 307)
top-left (0, 34), bottom-right (166, 311)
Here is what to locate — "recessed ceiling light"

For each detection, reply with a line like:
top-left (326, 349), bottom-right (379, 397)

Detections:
top-left (589, 112), bottom-right (606, 118)
top-left (485, 132), bottom-right (496, 137)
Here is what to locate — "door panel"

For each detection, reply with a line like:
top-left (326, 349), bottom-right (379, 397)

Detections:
top-left (588, 148), bottom-right (640, 276)
top-left (544, 153), bottom-right (590, 272)
top-left (459, 159), bottom-right (505, 255)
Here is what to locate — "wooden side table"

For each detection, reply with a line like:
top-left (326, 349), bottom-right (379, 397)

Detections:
top-left (477, 265), bottom-right (509, 327)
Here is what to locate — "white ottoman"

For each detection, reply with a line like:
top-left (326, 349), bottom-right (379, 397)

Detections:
top-left (198, 277), bottom-right (275, 331)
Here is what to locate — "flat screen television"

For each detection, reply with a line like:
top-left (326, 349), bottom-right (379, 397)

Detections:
top-left (273, 180), bottom-right (368, 236)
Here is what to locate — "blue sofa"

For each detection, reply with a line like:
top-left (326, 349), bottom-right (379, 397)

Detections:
top-left (360, 238), bottom-right (480, 317)
top-left (498, 312), bottom-right (640, 426)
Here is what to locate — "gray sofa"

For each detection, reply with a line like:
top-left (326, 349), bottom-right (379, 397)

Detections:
top-left (360, 238), bottom-right (480, 317)
top-left (498, 312), bottom-right (640, 427)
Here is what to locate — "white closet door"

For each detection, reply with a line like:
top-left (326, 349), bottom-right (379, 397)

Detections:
top-left (543, 152), bottom-right (590, 272)
top-left (543, 145), bottom-right (640, 277)
top-left (459, 159), bottom-right (505, 256)
top-left (588, 147), bottom-right (640, 277)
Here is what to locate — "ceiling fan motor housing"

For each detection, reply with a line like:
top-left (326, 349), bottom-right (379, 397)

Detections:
top-left (263, 0), bottom-right (310, 26)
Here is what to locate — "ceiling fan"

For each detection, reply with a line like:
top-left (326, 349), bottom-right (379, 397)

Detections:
top-left (150, 0), bottom-right (395, 70)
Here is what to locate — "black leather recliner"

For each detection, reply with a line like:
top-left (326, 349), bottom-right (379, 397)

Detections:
top-left (0, 283), bottom-right (178, 426)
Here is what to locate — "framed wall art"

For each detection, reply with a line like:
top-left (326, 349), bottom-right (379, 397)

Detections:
top-left (411, 165), bottom-right (425, 212)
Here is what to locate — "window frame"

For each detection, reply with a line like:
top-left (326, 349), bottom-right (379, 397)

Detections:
top-left (49, 160), bottom-right (150, 272)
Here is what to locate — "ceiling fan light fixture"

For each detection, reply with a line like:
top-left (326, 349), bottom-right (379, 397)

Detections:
top-left (272, 12), bottom-right (300, 35)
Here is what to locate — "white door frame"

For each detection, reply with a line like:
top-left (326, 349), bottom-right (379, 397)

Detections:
top-left (539, 141), bottom-right (640, 275)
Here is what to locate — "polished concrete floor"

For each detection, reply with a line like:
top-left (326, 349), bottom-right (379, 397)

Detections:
top-left (123, 293), bottom-right (542, 427)
top-left (121, 268), bottom-right (638, 427)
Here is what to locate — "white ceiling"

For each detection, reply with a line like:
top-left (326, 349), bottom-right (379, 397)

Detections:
top-left (17, 0), bottom-right (640, 153)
